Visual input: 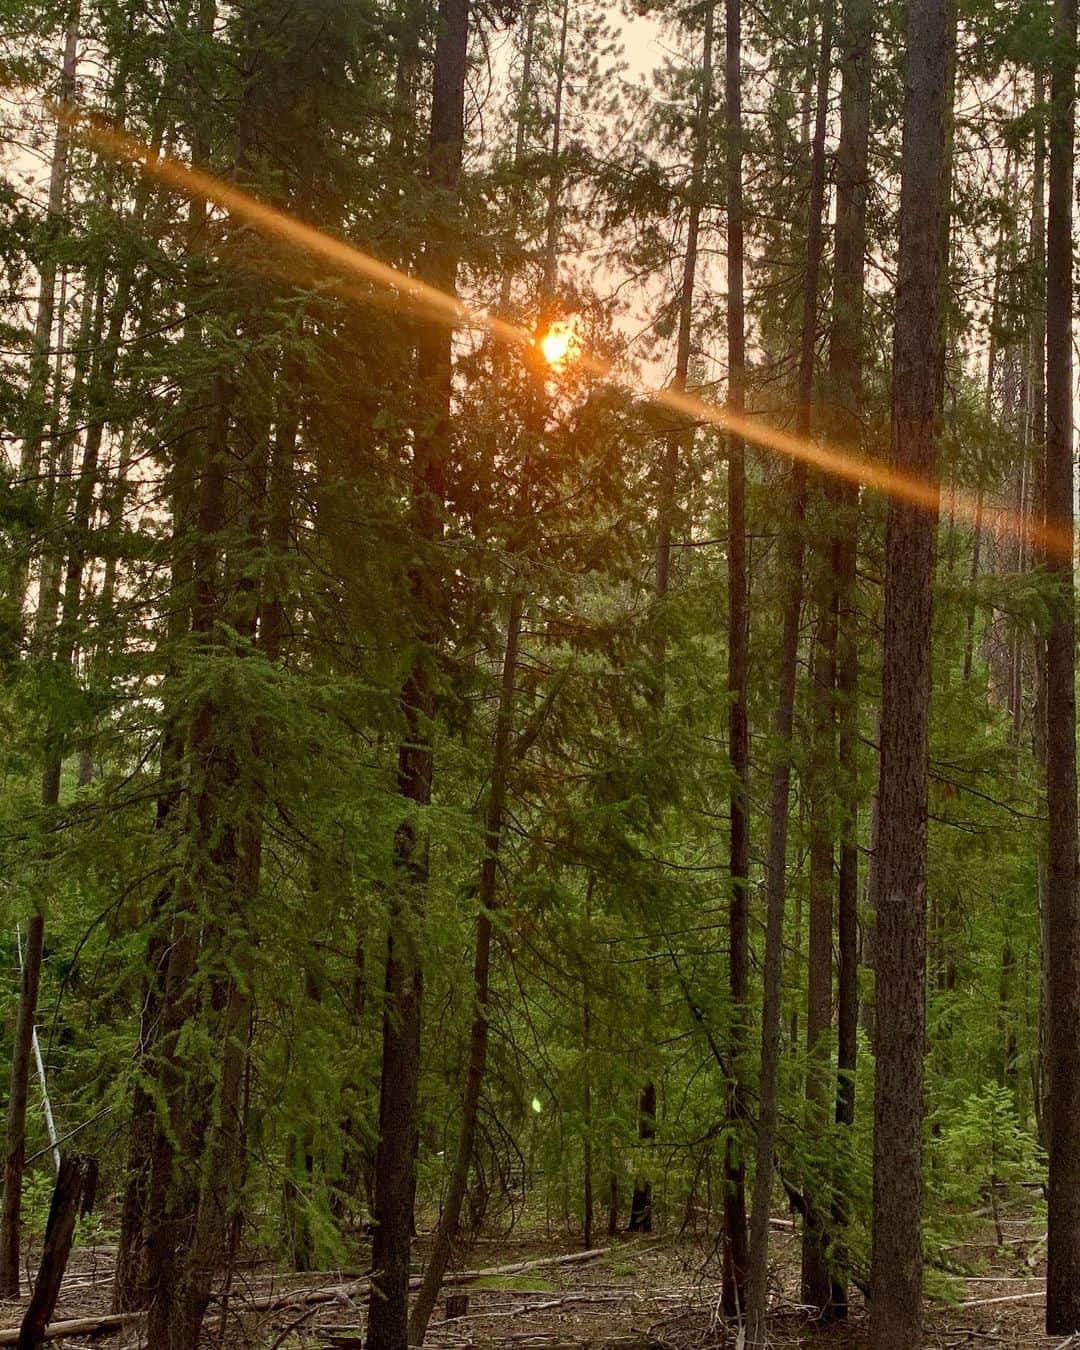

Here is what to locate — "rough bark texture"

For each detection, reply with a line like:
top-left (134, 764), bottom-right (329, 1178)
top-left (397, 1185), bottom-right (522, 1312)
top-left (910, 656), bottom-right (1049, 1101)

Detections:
top-left (367, 6), bottom-right (470, 1349)
top-left (869, 0), bottom-right (949, 1344)
top-left (142, 357), bottom-right (266, 1348)
top-left (17, 1155), bottom-right (95, 1350)
top-left (722, 0), bottom-right (749, 1313)
top-left (795, 4), bottom-right (835, 1314)
top-left (112, 16), bottom-right (210, 1312)
top-left (137, 51), bottom-right (283, 1344)
top-left (1029, 68), bottom-right (1050, 1157)
top-left (828, 0), bottom-right (870, 1318)
top-left (1043, 0), bottom-right (1080, 1329)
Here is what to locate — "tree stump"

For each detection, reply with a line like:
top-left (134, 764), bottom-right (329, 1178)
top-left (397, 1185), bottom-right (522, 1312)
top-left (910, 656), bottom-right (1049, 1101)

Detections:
top-left (445, 1293), bottom-right (469, 1319)
top-left (18, 1153), bottom-right (95, 1350)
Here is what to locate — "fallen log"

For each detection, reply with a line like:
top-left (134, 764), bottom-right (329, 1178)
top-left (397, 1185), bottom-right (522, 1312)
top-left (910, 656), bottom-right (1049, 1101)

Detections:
top-left (246, 1243), bottom-right (618, 1315)
top-left (0, 1243), bottom-right (619, 1342)
top-left (0, 1312), bottom-right (139, 1346)
top-left (443, 1246), bottom-right (615, 1287)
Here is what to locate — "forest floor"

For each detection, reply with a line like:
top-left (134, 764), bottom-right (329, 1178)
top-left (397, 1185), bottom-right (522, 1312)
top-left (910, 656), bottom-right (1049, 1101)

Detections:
top-left (0, 1195), bottom-right (1070, 1347)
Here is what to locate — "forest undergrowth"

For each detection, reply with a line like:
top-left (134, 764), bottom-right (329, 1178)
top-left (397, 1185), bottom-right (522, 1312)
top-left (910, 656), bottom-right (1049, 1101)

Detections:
top-left (0, 1195), bottom-right (1062, 1349)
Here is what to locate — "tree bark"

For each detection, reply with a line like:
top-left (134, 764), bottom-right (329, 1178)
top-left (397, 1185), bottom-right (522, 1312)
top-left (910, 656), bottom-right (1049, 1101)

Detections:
top-left (1043, 0), bottom-right (1080, 1328)
top-left (869, 0), bottom-right (950, 1344)
top-left (367, 7), bottom-right (470, 1349)
top-left (1029, 67), bottom-right (1050, 1156)
top-left (113, 10), bottom-right (214, 1309)
top-left (634, 0), bottom-right (715, 1243)
top-left (17, 1155), bottom-right (95, 1350)
top-left (722, 0), bottom-right (750, 1313)
top-left (746, 3), bottom-right (832, 1335)
top-left (796, 5), bottom-right (835, 1315)
top-left (407, 588), bottom-right (523, 1345)
top-left (826, 0), bottom-right (871, 1316)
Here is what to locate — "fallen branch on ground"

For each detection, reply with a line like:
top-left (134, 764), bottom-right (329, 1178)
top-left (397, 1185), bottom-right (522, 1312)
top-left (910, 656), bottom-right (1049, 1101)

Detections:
top-left (0, 1244), bottom-right (619, 1342)
top-left (959, 1290), bottom-right (1045, 1308)
top-left (0, 1312), bottom-right (140, 1345)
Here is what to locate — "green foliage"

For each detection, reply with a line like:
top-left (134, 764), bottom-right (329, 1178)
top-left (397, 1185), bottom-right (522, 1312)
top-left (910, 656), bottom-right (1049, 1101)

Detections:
top-left (933, 1085), bottom-right (1042, 1211)
top-left (0, 0), bottom-right (1062, 1326)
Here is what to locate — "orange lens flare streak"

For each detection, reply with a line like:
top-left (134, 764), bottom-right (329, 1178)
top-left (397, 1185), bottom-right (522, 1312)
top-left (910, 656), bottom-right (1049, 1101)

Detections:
top-left (52, 102), bottom-right (1069, 560)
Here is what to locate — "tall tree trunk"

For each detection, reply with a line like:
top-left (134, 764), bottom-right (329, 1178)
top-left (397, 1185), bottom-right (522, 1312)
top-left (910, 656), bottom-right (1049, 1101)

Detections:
top-left (796, 4), bottom-right (835, 1315)
top-left (962, 155), bottom-right (1013, 683)
top-left (721, 0), bottom-right (750, 1313)
top-left (541, 0), bottom-right (570, 294)
top-left (1043, 0), bottom-right (1080, 1328)
top-left (407, 588), bottom-right (523, 1346)
top-left (632, 0), bottom-right (714, 1240)
top-left (408, 6), bottom-right (572, 1296)
top-left (498, 1), bottom-right (537, 312)
top-left (0, 140), bottom-right (110, 1300)
top-left (0, 34), bottom-right (90, 1268)
top-left (143, 35), bottom-right (287, 1338)
top-left (745, 3), bottom-right (832, 1336)
top-left (868, 0), bottom-right (950, 1344)
top-left (1029, 67), bottom-right (1050, 1155)
top-left (6, 4), bottom-right (80, 626)
top-left (367, 7), bottom-right (470, 1349)
top-left (582, 977), bottom-right (594, 1250)
top-left (826, 0), bottom-right (871, 1317)
top-left (112, 24), bottom-right (211, 1306)
top-left (142, 366), bottom-right (251, 1348)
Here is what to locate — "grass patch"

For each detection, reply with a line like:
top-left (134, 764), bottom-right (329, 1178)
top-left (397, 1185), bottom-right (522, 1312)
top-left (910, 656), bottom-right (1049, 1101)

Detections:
top-left (603, 1260), bottom-right (636, 1278)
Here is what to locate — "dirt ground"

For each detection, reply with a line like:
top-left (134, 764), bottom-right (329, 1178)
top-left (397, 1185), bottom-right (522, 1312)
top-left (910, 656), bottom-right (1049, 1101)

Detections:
top-left (0, 1201), bottom-right (1072, 1347)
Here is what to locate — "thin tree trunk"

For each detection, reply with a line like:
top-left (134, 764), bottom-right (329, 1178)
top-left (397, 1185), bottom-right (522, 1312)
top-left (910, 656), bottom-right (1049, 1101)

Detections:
top-left (962, 160), bottom-right (1012, 683)
top-left (408, 22), bottom-right (570, 1274)
top-left (746, 2), bottom-right (832, 1335)
top-left (633, 0), bottom-right (715, 1241)
top-left (541, 0), bottom-right (570, 295)
top-left (583, 983), bottom-right (594, 1250)
top-left (0, 193), bottom-right (109, 1306)
top-left (7, 4), bottom-right (80, 622)
top-left (407, 588), bottom-right (523, 1345)
top-left (869, 1), bottom-right (950, 1344)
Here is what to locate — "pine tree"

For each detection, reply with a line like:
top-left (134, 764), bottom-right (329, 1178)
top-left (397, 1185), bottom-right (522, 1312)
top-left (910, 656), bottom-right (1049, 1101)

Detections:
top-left (870, 0), bottom-right (951, 1343)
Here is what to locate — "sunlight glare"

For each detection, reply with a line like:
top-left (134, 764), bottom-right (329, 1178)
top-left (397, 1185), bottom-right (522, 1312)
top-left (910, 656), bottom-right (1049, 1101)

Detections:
top-left (539, 317), bottom-right (582, 369)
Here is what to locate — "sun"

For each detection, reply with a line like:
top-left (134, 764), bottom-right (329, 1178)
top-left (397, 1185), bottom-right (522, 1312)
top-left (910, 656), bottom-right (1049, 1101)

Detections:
top-left (538, 316), bottom-right (582, 369)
